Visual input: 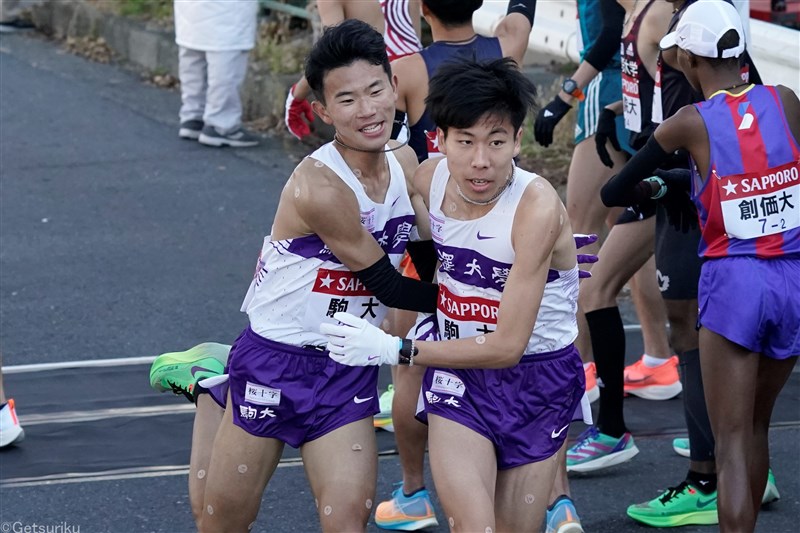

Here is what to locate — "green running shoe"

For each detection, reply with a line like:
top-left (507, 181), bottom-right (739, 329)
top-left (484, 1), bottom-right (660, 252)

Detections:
top-left (149, 342), bottom-right (230, 402)
top-left (672, 437), bottom-right (690, 458)
top-left (627, 481), bottom-right (718, 527)
top-left (762, 468), bottom-right (780, 505)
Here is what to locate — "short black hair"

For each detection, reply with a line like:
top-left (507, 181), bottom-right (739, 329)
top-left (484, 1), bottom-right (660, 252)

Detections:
top-left (426, 58), bottom-right (538, 135)
top-left (305, 19), bottom-right (392, 103)
top-left (422, 0), bottom-right (483, 27)
top-left (706, 29), bottom-right (742, 70)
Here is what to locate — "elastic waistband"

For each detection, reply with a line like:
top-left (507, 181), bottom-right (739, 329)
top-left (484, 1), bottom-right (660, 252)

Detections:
top-left (243, 327), bottom-right (329, 358)
top-left (519, 343), bottom-right (578, 364)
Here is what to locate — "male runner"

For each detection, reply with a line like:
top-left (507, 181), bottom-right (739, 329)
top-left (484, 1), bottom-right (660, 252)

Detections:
top-left (600, 1), bottom-right (799, 530)
top-left (378, 1), bottom-right (540, 528)
top-left (322, 57), bottom-right (589, 533)
top-left (196, 20), bottom-right (433, 532)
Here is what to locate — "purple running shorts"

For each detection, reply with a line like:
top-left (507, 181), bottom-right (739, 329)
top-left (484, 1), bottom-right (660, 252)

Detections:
top-left (418, 343), bottom-right (585, 469)
top-left (698, 255), bottom-right (800, 359)
top-left (208, 327), bottom-right (379, 447)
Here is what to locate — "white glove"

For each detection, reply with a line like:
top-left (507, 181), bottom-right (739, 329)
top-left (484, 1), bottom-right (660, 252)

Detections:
top-left (320, 312), bottom-right (401, 366)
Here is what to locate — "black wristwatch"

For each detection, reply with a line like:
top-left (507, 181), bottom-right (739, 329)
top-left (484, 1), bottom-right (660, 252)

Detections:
top-left (562, 78), bottom-right (585, 101)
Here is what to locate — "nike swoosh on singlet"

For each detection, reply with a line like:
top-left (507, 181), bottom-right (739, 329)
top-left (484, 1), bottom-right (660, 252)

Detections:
top-left (551, 424), bottom-right (569, 438)
top-left (353, 396), bottom-right (374, 404)
top-left (476, 232), bottom-right (495, 240)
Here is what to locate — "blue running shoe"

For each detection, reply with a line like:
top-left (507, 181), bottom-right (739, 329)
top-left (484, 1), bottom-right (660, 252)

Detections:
top-left (566, 426), bottom-right (639, 472)
top-left (375, 483), bottom-right (438, 531)
top-left (546, 495), bottom-right (584, 533)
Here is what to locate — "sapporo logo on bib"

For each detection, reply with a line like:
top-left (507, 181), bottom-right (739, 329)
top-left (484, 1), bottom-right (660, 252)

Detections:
top-left (437, 284), bottom-right (499, 340)
top-left (716, 161), bottom-right (799, 239)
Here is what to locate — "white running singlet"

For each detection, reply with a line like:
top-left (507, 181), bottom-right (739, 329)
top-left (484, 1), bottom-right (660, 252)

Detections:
top-left (242, 143), bottom-right (416, 347)
top-left (428, 159), bottom-right (579, 354)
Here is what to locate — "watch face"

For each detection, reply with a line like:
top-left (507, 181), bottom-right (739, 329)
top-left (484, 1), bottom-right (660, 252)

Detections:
top-left (563, 79), bottom-right (578, 95)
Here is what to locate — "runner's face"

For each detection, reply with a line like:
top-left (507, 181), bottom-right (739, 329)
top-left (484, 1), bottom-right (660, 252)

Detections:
top-left (438, 113), bottom-right (521, 203)
top-left (314, 60), bottom-right (396, 151)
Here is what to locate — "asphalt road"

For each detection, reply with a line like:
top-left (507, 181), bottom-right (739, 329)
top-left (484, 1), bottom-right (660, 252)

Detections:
top-left (1, 30), bottom-right (798, 533)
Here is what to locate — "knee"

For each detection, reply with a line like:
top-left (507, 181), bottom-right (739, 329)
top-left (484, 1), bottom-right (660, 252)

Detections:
top-left (317, 500), bottom-right (371, 532)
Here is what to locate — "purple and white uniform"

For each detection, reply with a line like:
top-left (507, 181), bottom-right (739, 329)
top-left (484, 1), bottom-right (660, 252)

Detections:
top-left (419, 159), bottom-right (588, 468)
top-left (210, 143), bottom-right (416, 447)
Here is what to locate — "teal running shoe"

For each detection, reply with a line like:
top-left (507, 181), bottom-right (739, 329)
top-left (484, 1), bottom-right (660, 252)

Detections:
top-left (149, 342), bottom-right (230, 402)
top-left (566, 426), bottom-right (639, 472)
top-left (375, 483), bottom-right (438, 531)
top-left (546, 495), bottom-right (584, 533)
top-left (374, 384), bottom-right (395, 432)
top-left (627, 481), bottom-right (718, 527)
top-left (762, 468), bottom-right (780, 505)
top-left (673, 437), bottom-right (691, 458)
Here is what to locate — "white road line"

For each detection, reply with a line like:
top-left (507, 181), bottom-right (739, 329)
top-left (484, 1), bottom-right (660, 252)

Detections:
top-left (0, 325), bottom-right (640, 374)
top-left (1, 460), bottom-right (306, 489)
top-left (19, 404), bottom-right (196, 426)
top-left (3, 356), bottom-right (156, 374)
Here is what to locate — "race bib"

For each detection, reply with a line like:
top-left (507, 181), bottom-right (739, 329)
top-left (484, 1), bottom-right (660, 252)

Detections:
top-left (717, 162), bottom-right (800, 239)
top-left (307, 268), bottom-right (386, 329)
top-left (437, 284), bottom-right (499, 340)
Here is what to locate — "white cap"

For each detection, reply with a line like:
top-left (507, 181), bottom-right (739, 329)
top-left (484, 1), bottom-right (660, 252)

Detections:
top-left (659, 0), bottom-right (745, 59)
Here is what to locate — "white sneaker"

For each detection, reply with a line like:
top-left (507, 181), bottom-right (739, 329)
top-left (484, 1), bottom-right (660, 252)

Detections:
top-left (0, 399), bottom-right (25, 447)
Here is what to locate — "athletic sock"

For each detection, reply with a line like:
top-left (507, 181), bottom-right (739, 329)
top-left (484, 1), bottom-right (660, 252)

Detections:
top-left (642, 353), bottom-right (669, 367)
top-left (687, 470), bottom-right (718, 494)
top-left (585, 306), bottom-right (627, 438)
top-left (679, 348), bottom-right (715, 461)
top-left (403, 486), bottom-right (427, 498)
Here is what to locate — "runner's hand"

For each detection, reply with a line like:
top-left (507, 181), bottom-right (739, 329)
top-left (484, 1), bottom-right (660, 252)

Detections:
top-left (653, 168), bottom-right (698, 233)
top-left (595, 108), bottom-right (622, 168)
top-left (534, 95), bottom-right (571, 147)
top-left (574, 234), bottom-right (599, 278)
top-left (321, 312), bottom-right (400, 366)
top-left (284, 84), bottom-right (314, 140)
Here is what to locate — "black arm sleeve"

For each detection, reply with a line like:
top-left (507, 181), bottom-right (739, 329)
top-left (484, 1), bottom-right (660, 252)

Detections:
top-left (583, 0), bottom-right (625, 72)
top-left (354, 254), bottom-right (438, 313)
top-left (405, 240), bottom-right (437, 282)
top-left (600, 135), bottom-right (671, 207)
top-left (506, 0), bottom-right (536, 24)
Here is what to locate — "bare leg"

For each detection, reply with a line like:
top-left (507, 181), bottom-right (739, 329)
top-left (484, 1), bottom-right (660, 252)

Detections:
top-left (189, 394), bottom-right (225, 529)
top-left (698, 329), bottom-right (796, 532)
top-left (200, 396), bottom-right (285, 533)
top-left (393, 364), bottom-right (428, 492)
top-left (628, 256), bottom-right (670, 359)
top-left (428, 415), bottom-right (497, 531)
top-left (546, 441), bottom-right (570, 507)
top-left (383, 308), bottom-right (428, 493)
top-left (565, 138), bottom-right (624, 361)
top-left (302, 417), bottom-right (378, 532)
top-left (495, 453), bottom-right (560, 533)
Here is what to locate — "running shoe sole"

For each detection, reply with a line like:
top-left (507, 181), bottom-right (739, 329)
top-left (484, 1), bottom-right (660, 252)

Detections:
top-left (375, 517), bottom-right (439, 531)
top-left (198, 133), bottom-right (259, 148)
top-left (624, 381), bottom-right (683, 400)
top-left (627, 508), bottom-right (718, 527)
top-left (673, 437), bottom-right (691, 458)
top-left (567, 444), bottom-right (640, 473)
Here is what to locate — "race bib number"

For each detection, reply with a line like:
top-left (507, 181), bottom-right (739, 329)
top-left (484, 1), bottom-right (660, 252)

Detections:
top-left (717, 162), bottom-right (800, 239)
top-left (307, 268), bottom-right (386, 329)
top-left (622, 53), bottom-right (642, 133)
top-left (437, 284), bottom-right (499, 340)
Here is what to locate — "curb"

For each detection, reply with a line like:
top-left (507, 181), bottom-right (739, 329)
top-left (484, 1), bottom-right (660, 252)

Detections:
top-left (28, 0), bottom-right (297, 128)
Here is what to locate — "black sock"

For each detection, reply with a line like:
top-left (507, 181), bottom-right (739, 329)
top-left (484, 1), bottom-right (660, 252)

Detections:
top-left (586, 306), bottom-right (627, 438)
top-left (687, 470), bottom-right (717, 494)
top-left (403, 486), bottom-right (426, 498)
top-left (679, 348), bottom-right (715, 461)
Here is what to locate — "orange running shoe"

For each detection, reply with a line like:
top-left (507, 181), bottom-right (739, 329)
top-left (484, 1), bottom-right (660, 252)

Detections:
top-left (585, 362), bottom-right (599, 403)
top-left (624, 355), bottom-right (682, 400)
